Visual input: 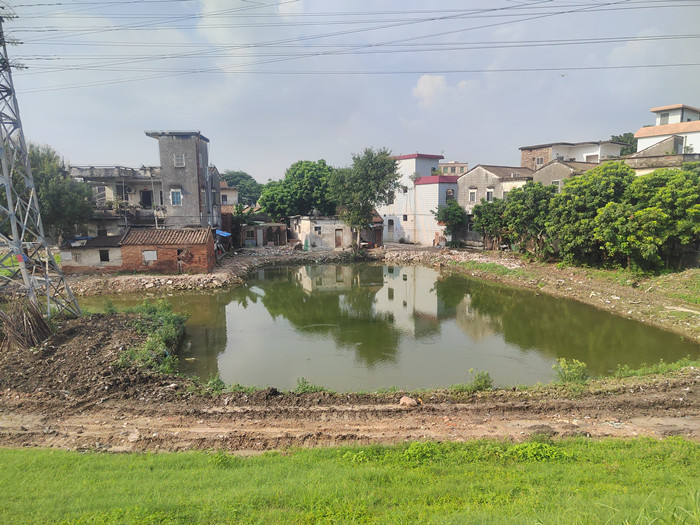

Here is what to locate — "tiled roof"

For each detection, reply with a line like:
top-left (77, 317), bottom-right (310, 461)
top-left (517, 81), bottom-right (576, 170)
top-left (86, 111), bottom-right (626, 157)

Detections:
top-left (537, 160), bottom-right (598, 174)
top-left (469, 165), bottom-right (534, 180)
top-left (221, 204), bottom-right (236, 214)
top-left (414, 175), bottom-right (460, 185)
top-left (634, 121), bottom-right (700, 138)
top-left (220, 181), bottom-right (229, 188)
top-left (392, 153), bottom-right (445, 160)
top-left (121, 228), bottom-right (212, 246)
top-left (84, 235), bottom-right (123, 248)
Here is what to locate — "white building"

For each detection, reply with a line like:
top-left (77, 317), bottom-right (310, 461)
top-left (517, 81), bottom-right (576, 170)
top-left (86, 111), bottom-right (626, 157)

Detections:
top-left (376, 153), bottom-right (448, 245)
top-left (634, 104), bottom-right (700, 154)
top-left (519, 141), bottom-right (624, 171)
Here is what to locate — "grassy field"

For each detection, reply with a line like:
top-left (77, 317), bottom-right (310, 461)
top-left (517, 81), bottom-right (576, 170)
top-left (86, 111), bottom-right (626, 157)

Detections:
top-left (1, 438), bottom-right (698, 524)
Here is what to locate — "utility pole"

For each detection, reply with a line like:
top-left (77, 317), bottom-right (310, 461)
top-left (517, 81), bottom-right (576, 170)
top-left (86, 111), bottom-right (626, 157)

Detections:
top-left (0, 14), bottom-right (80, 318)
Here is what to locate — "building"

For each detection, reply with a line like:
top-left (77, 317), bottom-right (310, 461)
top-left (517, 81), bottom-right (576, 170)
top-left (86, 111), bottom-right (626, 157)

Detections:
top-left (289, 216), bottom-right (353, 250)
top-left (519, 141), bottom-right (624, 171)
top-left (120, 227), bottom-right (215, 274)
top-left (634, 104), bottom-right (700, 154)
top-left (70, 130), bottom-right (221, 235)
top-left (624, 136), bottom-right (700, 175)
top-left (457, 165), bottom-right (533, 214)
top-left (438, 161), bottom-right (469, 175)
top-left (220, 180), bottom-right (239, 205)
top-left (376, 153), bottom-right (444, 244)
top-left (240, 223), bottom-right (288, 248)
top-left (413, 175), bottom-right (460, 246)
top-left (60, 235), bottom-right (123, 275)
top-left (532, 160), bottom-right (598, 192)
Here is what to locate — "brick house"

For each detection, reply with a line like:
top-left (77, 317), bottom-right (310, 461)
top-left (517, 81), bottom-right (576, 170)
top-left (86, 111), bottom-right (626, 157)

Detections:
top-left (120, 228), bottom-right (215, 274)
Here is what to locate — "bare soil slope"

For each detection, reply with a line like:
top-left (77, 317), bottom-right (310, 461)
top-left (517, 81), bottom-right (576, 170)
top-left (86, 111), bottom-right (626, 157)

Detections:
top-left (1, 313), bottom-right (698, 453)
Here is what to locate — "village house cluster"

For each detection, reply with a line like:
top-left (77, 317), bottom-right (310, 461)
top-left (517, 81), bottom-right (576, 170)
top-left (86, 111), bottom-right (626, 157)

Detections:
top-left (60, 104), bottom-right (700, 275)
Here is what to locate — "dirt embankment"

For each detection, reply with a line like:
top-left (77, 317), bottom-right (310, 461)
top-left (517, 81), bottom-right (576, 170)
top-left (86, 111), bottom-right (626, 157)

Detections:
top-left (0, 246), bottom-right (698, 453)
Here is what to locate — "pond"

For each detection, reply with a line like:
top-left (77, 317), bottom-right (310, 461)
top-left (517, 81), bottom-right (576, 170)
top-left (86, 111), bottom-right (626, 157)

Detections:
top-left (80, 264), bottom-right (698, 391)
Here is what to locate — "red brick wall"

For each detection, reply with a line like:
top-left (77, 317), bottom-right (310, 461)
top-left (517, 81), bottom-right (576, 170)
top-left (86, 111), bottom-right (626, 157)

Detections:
top-left (121, 239), bottom-right (214, 274)
top-left (520, 147), bottom-right (551, 171)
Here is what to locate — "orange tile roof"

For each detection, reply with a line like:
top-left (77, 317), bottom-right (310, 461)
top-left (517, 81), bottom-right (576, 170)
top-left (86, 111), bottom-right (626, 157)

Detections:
top-left (121, 228), bottom-right (212, 245)
top-left (650, 104), bottom-right (700, 113)
top-left (634, 121), bottom-right (700, 138)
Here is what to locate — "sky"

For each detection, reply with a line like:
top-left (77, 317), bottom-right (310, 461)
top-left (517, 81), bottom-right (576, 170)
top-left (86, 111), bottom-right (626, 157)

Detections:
top-left (4, 0), bottom-right (700, 182)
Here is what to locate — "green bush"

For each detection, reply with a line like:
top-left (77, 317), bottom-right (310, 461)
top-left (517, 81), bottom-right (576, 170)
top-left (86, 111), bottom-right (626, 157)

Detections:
top-left (552, 358), bottom-right (589, 383)
top-left (293, 377), bottom-right (330, 394)
top-left (449, 369), bottom-right (494, 394)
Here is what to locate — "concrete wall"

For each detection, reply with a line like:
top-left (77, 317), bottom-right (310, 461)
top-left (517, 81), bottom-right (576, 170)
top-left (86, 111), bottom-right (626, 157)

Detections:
top-left (638, 133), bottom-right (700, 154)
top-left (290, 216), bottom-right (352, 250)
top-left (457, 167), bottom-right (501, 213)
top-left (60, 247), bottom-right (122, 275)
top-left (121, 239), bottom-right (214, 274)
top-left (414, 182), bottom-right (457, 246)
top-left (533, 163), bottom-right (576, 191)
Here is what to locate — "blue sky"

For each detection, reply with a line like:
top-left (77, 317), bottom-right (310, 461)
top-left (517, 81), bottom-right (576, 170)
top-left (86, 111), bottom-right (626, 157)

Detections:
top-left (5, 0), bottom-right (700, 181)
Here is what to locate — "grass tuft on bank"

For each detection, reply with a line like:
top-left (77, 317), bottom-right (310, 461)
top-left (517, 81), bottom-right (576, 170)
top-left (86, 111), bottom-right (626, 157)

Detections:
top-left (0, 438), bottom-right (698, 524)
top-left (114, 300), bottom-right (188, 374)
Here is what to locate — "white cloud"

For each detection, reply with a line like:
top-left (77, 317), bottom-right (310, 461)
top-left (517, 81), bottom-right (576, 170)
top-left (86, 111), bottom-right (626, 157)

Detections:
top-left (412, 75), bottom-right (448, 107)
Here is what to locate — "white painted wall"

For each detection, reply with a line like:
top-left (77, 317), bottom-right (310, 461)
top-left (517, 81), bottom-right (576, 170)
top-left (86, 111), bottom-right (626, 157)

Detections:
top-left (60, 247), bottom-right (122, 269)
top-left (638, 132), bottom-right (700, 154)
top-left (414, 182), bottom-right (458, 246)
top-left (550, 143), bottom-right (621, 163)
top-left (289, 216), bottom-right (352, 250)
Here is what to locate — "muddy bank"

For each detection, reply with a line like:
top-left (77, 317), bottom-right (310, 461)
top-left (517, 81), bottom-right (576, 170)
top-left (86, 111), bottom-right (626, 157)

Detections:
top-left (0, 309), bottom-right (698, 452)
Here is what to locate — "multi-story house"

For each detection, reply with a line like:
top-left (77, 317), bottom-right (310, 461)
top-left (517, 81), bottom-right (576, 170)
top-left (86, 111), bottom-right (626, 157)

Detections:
top-left (457, 165), bottom-right (533, 214)
top-left (519, 140), bottom-right (624, 171)
top-left (532, 160), bottom-right (598, 192)
top-left (438, 160), bottom-right (469, 175)
top-left (70, 130), bottom-right (221, 236)
top-left (377, 152), bottom-right (457, 245)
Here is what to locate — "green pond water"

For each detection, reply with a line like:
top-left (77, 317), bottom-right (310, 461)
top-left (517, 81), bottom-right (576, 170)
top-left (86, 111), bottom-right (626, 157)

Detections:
top-left (80, 264), bottom-right (698, 391)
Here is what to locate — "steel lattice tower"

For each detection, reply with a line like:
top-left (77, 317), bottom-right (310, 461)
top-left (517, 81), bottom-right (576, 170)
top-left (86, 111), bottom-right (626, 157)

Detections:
top-left (0, 16), bottom-right (80, 318)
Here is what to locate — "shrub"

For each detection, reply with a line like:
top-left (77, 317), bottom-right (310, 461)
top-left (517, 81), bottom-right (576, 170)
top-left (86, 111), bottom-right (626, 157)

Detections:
top-left (552, 358), bottom-right (589, 383)
top-left (294, 377), bottom-right (329, 394)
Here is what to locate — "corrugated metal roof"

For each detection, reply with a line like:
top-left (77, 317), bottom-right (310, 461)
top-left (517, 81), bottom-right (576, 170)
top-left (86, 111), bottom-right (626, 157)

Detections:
top-left (121, 228), bottom-right (212, 246)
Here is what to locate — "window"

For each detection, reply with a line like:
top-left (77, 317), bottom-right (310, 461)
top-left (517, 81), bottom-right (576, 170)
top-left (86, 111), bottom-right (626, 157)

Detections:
top-left (388, 219), bottom-right (394, 226)
top-left (442, 167), bottom-right (448, 173)
top-left (99, 249), bottom-right (109, 262)
top-left (314, 226), bottom-right (322, 234)
top-left (402, 214), bottom-right (408, 221)
top-left (445, 189), bottom-right (455, 201)
top-left (72, 252), bottom-right (81, 263)
top-left (222, 194), bottom-right (228, 204)
top-left (402, 274), bottom-right (408, 281)
top-left (659, 112), bottom-right (669, 125)
top-left (469, 189), bottom-right (477, 202)
top-left (170, 189), bottom-right (182, 206)
top-left (246, 230), bottom-right (255, 238)
top-left (460, 166), bottom-right (465, 173)
top-left (551, 180), bottom-right (561, 193)
top-left (535, 157), bottom-right (544, 167)
top-left (450, 166), bottom-right (456, 173)
top-left (388, 288), bottom-right (394, 300)
top-left (143, 250), bottom-right (157, 261)
top-left (173, 154), bottom-right (185, 167)
top-left (502, 191), bottom-right (508, 200)
top-left (402, 186), bottom-right (408, 194)
top-left (486, 188), bottom-right (494, 202)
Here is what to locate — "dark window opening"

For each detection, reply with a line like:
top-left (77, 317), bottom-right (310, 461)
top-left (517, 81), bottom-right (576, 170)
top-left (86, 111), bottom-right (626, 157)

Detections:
top-left (99, 250), bottom-right (109, 262)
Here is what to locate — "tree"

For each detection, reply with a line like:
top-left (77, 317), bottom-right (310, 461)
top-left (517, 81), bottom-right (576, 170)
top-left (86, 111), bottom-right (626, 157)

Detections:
top-left (28, 143), bottom-right (93, 243)
top-left (432, 200), bottom-right (468, 246)
top-left (611, 132), bottom-right (638, 156)
top-left (547, 161), bottom-right (635, 264)
top-left (221, 170), bottom-right (263, 206)
top-left (624, 168), bottom-right (700, 268)
top-left (258, 160), bottom-right (336, 220)
top-left (328, 147), bottom-right (400, 250)
top-left (503, 181), bottom-right (556, 256)
top-left (471, 198), bottom-right (508, 250)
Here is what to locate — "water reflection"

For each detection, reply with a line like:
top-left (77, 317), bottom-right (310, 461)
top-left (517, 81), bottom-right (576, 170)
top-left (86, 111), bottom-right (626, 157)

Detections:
top-left (80, 264), bottom-right (698, 390)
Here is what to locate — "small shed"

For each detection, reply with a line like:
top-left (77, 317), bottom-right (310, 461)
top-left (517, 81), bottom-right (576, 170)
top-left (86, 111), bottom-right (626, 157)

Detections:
top-left (120, 228), bottom-right (215, 274)
top-left (241, 223), bottom-right (288, 247)
top-left (60, 235), bottom-right (123, 275)
top-left (289, 216), bottom-right (353, 250)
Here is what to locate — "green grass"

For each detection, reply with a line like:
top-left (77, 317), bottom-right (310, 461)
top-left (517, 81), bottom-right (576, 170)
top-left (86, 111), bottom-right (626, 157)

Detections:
top-left (614, 356), bottom-right (700, 378)
top-left (114, 300), bottom-right (188, 374)
top-left (0, 438), bottom-right (698, 524)
top-left (450, 259), bottom-right (529, 278)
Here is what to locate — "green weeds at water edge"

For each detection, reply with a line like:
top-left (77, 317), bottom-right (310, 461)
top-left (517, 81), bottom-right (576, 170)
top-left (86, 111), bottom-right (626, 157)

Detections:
top-left (114, 300), bottom-right (188, 375)
top-left (449, 369), bottom-right (494, 394)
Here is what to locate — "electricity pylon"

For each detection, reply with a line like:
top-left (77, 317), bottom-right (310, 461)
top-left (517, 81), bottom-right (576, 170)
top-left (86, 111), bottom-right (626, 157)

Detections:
top-left (0, 15), bottom-right (80, 318)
